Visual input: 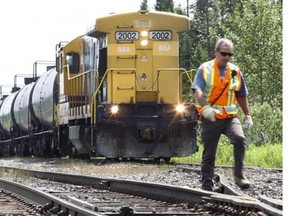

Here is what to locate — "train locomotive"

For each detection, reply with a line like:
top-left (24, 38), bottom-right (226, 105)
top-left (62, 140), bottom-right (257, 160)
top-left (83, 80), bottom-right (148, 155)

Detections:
top-left (0, 10), bottom-right (198, 160)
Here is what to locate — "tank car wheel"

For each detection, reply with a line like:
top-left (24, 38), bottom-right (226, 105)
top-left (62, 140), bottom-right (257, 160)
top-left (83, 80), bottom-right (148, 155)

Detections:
top-left (79, 154), bottom-right (91, 160)
top-left (23, 145), bottom-right (31, 157)
top-left (106, 158), bottom-right (120, 163)
top-left (153, 158), bottom-right (161, 164)
top-left (163, 157), bottom-right (171, 163)
top-left (9, 147), bottom-right (16, 157)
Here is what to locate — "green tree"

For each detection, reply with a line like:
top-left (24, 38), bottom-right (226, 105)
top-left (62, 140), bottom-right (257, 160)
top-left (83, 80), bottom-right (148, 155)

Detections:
top-left (155, 0), bottom-right (174, 12)
top-left (225, 0), bottom-right (282, 107)
top-left (186, 0), bottom-right (282, 106)
top-left (140, 0), bottom-right (148, 10)
top-left (187, 0), bottom-right (228, 66)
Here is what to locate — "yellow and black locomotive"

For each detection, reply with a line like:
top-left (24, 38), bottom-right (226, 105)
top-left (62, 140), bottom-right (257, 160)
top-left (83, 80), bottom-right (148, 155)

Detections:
top-left (0, 11), bottom-right (198, 160)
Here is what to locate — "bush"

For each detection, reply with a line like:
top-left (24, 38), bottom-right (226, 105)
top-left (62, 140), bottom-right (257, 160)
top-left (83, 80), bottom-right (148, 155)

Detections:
top-left (173, 142), bottom-right (282, 168)
top-left (238, 101), bottom-right (282, 145)
top-left (245, 143), bottom-right (282, 168)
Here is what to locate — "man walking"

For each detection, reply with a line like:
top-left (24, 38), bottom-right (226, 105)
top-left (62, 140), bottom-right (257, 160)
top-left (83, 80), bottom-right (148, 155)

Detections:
top-left (191, 38), bottom-right (253, 191)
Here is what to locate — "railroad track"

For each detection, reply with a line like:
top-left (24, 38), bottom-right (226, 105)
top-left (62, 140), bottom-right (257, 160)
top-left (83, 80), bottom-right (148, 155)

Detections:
top-left (0, 166), bottom-right (283, 215)
top-left (0, 178), bottom-right (105, 216)
top-left (0, 189), bottom-right (41, 215)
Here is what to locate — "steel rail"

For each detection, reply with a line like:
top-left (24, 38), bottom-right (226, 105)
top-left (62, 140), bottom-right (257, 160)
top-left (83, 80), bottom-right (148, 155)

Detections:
top-left (0, 178), bottom-right (105, 216)
top-left (0, 166), bottom-right (283, 216)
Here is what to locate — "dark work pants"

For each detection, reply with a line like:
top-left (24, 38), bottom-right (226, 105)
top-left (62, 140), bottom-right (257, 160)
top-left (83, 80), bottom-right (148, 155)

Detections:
top-left (200, 117), bottom-right (247, 189)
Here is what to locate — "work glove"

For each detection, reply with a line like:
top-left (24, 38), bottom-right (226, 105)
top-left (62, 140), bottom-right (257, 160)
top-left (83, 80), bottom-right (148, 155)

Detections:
top-left (201, 105), bottom-right (220, 122)
top-left (243, 115), bottom-right (253, 131)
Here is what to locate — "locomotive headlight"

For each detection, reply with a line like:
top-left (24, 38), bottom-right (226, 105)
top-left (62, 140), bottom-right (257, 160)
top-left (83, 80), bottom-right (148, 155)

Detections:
top-left (141, 31), bottom-right (148, 37)
top-left (140, 39), bottom-right (148, 46)
top-left (140, 31), bottom-right (149, 47)
top-left (111, 105), bottom-right (119, 114)
top-left (176, 104), bottom-right (185, 113)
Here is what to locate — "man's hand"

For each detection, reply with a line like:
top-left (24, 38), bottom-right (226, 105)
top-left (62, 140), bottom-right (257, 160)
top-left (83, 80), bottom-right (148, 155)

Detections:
top-left (243, 115), bottom-right (253, 131)
top-left (201, 105), bottom-right (220, 122)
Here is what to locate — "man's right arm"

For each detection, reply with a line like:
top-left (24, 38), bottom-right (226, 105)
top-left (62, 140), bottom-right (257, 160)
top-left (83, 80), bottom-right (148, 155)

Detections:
top-left (191, 67), bottom-right (207, 107)
top-left (191, 66), bottom-right (220, 122)
top-left (193, 89), bottom-right (208, 107)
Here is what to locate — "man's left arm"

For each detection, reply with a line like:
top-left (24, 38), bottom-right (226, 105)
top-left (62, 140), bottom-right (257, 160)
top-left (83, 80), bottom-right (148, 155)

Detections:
top-left (237, 96), bottom-right (251, 116)
top-left (236, 73), bottom-right (253, 130)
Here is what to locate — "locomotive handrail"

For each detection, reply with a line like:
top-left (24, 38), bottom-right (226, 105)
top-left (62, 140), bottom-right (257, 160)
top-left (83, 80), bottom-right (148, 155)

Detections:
top-left (90, 68), bottom-right (109, 124)
top-left (64, 65), bottom-right (99, 117)
top-left (90, 68), bottom-right (136, 124)
top-left (64, 66), bottom-right (193, 124)
top-left (156, 67), bottom-right (195, 84)
top-left (182, 68), bottom-right (196, 84)
top-left (66, 67), bottom-right (97, 81)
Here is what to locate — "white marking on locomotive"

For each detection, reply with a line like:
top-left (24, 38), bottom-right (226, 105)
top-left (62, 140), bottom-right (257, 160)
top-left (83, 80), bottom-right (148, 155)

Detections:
top-left (118, 46), bottom-right (131, 53)
top-left (158, 45), bottom-right (170, 51)
top-left (141, 56), bottom-right (148, 61)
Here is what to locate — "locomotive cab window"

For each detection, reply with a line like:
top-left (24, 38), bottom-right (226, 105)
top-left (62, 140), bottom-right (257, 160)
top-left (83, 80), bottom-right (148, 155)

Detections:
top-left (66, 52), bottom-right (80, 73)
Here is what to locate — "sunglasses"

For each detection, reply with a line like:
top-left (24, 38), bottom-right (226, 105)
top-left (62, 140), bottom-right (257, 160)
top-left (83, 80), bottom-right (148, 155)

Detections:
top-left (219, 51), bottom-right (233, 57)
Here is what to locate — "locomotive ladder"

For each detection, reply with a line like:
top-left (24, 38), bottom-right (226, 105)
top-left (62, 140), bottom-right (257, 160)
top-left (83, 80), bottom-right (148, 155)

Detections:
top-left (65, 66), bottom-right (98, 118)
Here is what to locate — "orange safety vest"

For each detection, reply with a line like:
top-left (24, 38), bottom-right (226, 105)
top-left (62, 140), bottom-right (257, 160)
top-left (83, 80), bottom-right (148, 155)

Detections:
top-left (196, 59), bottom-right (242, 119)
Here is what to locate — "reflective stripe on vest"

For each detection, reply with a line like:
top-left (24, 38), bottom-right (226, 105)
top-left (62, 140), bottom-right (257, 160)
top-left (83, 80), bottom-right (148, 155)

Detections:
top-left (196, 60), bottom-right (241, 119)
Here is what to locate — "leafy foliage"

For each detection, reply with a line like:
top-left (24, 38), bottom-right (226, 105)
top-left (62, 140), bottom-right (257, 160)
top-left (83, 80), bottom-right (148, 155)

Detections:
top-left (140, 0), bottom-right (148, 10)
top-left (238, 102), bottom-right (282, 144)
top-left (225, 0), bottom-right (282, 106)
top-left (154, 0), bottom-right (175, 12)
top-left (173, 141), bottom-right (282, 168)
top-left (245, 143), bottom-right (282, 168)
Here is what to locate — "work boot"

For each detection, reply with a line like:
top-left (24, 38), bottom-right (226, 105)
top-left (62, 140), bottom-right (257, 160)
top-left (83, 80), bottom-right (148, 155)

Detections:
top-left (201, 178), bottom-right (214, 191)
top-left (202, 185), bottom-right (214, 191)
top-left (235, 176), bottom-right (251, 189)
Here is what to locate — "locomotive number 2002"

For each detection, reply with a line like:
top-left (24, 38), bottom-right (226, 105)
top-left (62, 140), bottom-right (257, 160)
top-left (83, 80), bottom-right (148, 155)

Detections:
top-left (149, 31), bottom-right (172, 40)
top-left (115, 31), bottom-right (139, 40)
